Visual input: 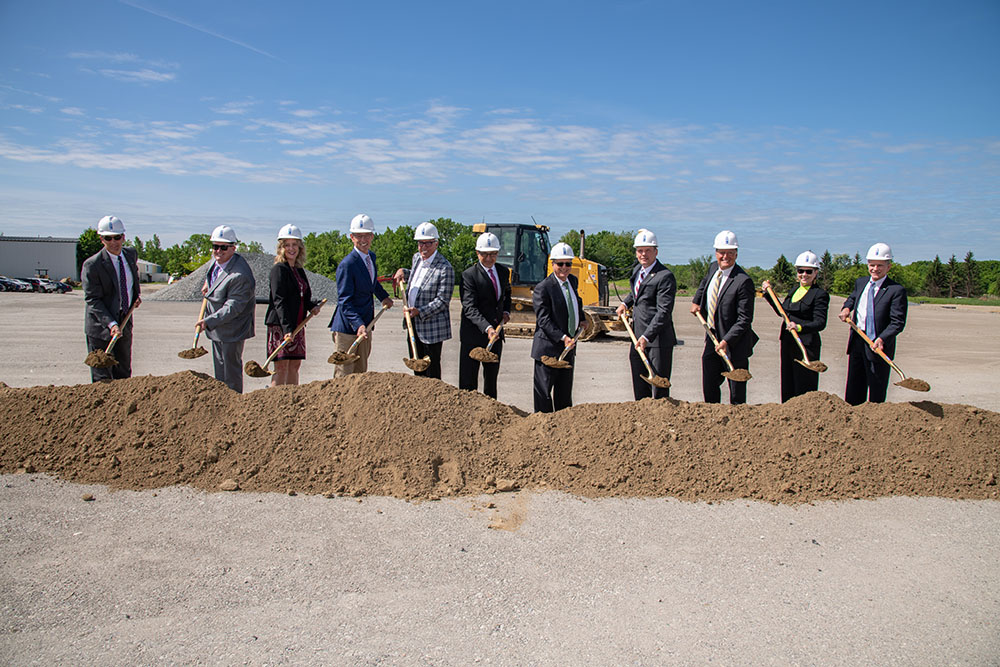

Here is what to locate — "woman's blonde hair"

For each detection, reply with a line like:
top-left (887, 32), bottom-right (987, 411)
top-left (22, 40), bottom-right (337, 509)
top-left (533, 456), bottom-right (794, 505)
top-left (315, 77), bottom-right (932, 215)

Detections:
top-left (275, 238), bottom-right (306, 268)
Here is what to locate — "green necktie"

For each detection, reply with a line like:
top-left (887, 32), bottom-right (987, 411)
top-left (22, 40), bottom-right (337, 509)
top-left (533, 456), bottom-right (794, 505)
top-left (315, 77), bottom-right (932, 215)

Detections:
top-left (562, 280), bottom-right (576, 334)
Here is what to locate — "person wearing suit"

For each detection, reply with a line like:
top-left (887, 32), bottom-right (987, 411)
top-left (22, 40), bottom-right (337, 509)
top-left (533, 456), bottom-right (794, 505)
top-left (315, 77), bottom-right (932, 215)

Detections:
top-left (195, 225), bottom-right (256, 393)
top-left (762, 250), bottom-right (830, 402)
top-left (690, 230), bottom-right (758, 404)
top-left (391, 221), bottom-right (455, 380)
top-left (82, 215), bottom-right (141, 382)
top-left (459, 232), bottom-right (511, 399)
top-left (264, 225), bottom-right (324, 387)
top-left (531, 242), bottom-right (586, 413)
top-left (615, 229), bottom-right (676, 400)
top-left (329, 213), bottom-right (394, 378)
top-left (838, 242), bottom-right (907, 405)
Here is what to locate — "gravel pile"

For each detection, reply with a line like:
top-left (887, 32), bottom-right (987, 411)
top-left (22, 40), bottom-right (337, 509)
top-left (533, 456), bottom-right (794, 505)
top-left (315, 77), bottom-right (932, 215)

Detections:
top-left (146, 253), bottom-right (338, 304)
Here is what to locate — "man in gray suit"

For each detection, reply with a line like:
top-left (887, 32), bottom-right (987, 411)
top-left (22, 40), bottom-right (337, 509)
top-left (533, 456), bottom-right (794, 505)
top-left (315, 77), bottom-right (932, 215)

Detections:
top-left (196, 225), bottom-right (256, 392)
top-left (82, 215), bottom-right (141, 382)
top-left (615, 229), bottom-right (676, 399)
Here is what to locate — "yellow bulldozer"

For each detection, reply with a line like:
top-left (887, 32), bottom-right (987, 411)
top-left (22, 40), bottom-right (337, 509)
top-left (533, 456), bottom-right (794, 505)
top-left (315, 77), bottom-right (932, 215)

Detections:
top-left (471, 222), bottom-right (623, 340)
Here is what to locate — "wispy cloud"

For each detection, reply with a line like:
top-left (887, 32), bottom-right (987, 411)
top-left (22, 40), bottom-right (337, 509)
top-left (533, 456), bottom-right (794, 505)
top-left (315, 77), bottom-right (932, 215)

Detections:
top-left (211, 100), bottom-right (258, 115)
top-left (60, 107), bottom-right (86, 116)
top-left (96, 68), bottom-right (176, 83)
top-left (119, 0), bottom-right (280, 61)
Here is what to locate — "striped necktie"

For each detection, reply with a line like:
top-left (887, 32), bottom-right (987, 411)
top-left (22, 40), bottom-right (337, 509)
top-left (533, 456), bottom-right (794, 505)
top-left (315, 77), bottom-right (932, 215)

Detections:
top-left (706, 270), bottom-right (722, 326)
top-left (118, 255), bottom-right (129, 315)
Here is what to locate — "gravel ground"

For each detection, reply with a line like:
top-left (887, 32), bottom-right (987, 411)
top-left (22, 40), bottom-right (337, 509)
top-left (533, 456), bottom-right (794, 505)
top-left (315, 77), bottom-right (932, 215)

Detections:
top-left (1, 291), bottom-right (998, 664)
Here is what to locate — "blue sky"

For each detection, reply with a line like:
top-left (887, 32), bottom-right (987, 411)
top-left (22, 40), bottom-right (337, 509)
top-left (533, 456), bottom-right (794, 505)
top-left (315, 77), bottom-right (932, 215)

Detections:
top-left (1, 0), bottom-right (998, 266)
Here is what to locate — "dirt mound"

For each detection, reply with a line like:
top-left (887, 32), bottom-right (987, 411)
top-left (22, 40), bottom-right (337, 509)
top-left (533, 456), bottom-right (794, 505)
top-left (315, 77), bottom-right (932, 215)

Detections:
top-left (1, 374), bottom-right (997, 502)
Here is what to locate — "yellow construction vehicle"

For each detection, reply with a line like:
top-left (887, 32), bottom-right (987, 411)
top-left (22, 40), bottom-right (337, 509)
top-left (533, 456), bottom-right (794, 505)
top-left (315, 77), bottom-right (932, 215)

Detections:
top-left (471, 222), bottom-right (622, 340)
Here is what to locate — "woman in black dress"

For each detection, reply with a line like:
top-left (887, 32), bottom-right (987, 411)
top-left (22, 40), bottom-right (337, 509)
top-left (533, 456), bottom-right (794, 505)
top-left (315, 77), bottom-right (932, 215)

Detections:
top-left (761, 251), bottom-right (829, 402)
top-left (265, 225), bottom-right (322, 386)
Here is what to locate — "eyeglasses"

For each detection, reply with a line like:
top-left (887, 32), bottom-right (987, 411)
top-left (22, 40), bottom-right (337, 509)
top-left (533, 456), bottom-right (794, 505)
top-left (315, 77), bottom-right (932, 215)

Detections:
top-left (212, 244), bottom-right (232, 251)
top-left (417, 240), bottom-right (436, 246)
top-left (103, 234), bottom-right (124, 241)
top-left (797, 268), bottom-right (815, 275)
top-left (553, 261), bottom-right (572, 267)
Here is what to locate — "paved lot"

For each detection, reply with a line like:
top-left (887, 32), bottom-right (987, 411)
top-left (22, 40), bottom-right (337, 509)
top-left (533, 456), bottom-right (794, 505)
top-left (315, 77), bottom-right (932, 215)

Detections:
top-left (1, 291), bottom-right (998, 664)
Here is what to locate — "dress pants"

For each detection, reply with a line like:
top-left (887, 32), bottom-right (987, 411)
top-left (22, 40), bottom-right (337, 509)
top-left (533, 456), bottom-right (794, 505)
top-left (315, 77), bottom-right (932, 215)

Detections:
top-left (779, 337), bottom-right (819, 402)
top-left (459, 338), bottom-right (503, 399)
top-left (86, 329), bottom-right (133, 382)
top-left (630, 345), bottom-right (672, 399)
top-left (212, 339), bottom-right (245, 393)
top-left (332, 331), bottom-right (371, 377)
top-left (533, 359), bottom-right (574, 413)
top-left (845, 336), bottom-right (891, 405)
top-left (412, 336), bottom-right (443, 380)
top-left (701, 339), bottom-right (748, 404)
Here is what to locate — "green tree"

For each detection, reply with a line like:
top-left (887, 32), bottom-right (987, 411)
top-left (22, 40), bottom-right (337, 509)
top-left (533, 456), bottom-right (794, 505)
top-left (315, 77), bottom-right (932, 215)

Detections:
top-left (923, 255), bottom-right (945, 297)
top-left (832, 264), bottom-right (867, 295)
top-left (946, 254), bottom-right (958, 298)
top-left (372, 225), bottom-right (417, 276)
top-left (853, 252), bottom-right (861, 266)
top-left (688, 255), bottom-right (712, 289)
top-left (239, 240), bottom-right (265, 255)
top-left (446, 231), bottom-right (478, 273)
top-left (818, 250), bottom-right (834, 290)
top-left (76, 228), bottom-right (103, 273)
top-left (303, 230), bottom-right (354, 279)
top-left (769, 255), bottom-right (795, 292)
top-left (962, 251), bottom-right (977, 298)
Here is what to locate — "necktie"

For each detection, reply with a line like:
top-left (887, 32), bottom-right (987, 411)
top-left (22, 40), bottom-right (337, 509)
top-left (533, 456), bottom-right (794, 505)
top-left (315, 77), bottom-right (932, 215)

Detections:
top-left (208, 263), bottom-right (218, 287)
top-left (706, 270), bottom-right (722, 327)
top-left (365, 254), bottom-right (375, 283)
top-left (562, 280), bottom-right (576, 335)
top-left (865, 281), bottom-right (876, 339)
top-left (118, 255), bottom-right (130, 315)
top-left (489, 268), bottom-right (500, 300)
top-left (634, 268), bottom-right (645, 296)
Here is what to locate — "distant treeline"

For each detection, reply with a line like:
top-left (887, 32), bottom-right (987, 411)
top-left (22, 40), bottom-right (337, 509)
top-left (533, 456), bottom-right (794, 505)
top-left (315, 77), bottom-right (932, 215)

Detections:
top-left (77, 223), bottom-right (1000, 298)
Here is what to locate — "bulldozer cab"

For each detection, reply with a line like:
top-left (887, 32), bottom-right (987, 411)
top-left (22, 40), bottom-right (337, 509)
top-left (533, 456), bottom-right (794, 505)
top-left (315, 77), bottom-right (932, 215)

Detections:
top-left (473, 222), bottom-right (550, 286)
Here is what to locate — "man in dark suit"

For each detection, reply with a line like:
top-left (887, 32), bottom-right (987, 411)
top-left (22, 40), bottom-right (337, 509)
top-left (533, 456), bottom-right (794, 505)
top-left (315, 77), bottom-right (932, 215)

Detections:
top-left (615, 229), bottom-right (676, 399)
top-left (838, 242), bottom-right (907, 405)
top-left (82, 215), bottom-right (141, 382)
top-left (329, 214), bottom-right (393, 377)
top-left (459, 232), bottom-right (511, 398)
top-left (690, 230), bottom-right (758, 404)
top-left (531, 242), bottom-right (586, 413)
top-left (195, 225), bottom-right (256, 393)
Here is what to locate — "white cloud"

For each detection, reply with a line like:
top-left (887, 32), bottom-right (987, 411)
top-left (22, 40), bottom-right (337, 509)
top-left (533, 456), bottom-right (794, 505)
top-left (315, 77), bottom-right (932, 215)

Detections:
top-left (98, 68), bottom-right (176, 83)
top-left (213, 101), bottom-right (258, 115)
top-left (60, 107), bottom-right (86, 116)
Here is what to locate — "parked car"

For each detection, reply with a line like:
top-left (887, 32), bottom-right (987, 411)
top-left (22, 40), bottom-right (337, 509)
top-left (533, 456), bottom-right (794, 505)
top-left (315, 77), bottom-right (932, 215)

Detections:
top-left (37, 278), bottom-right (70, 293)
top-left (20, 277), bottom-right (58, 293)
top-left (48, 279), bottom-right (73, 293)
top-left (0, 276), bottom-right (32, 292)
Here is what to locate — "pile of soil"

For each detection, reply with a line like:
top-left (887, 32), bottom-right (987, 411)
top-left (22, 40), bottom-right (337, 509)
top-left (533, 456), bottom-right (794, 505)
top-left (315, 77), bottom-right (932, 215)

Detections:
top-left (1, 372), bottom-right (997, 503)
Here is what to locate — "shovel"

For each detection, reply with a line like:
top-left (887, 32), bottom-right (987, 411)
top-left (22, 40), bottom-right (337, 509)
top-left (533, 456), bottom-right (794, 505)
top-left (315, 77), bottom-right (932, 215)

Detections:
top-left (763, 285), bottom-right (827, 373)
top-left (84, 302), bottom-right (138, 368)
top-left (541, 325), bottom-right (583, 369)
top-left (328, 303), bottom-right (390, 365)
top-left (400, 282), bottom-right (431, 372)
top-left (469, 324), bottom-right (504, 364)
top-left (693, 310), bottom-right (751, 382)
top-left (846, 318), bottom-right (930, 392)
top-left (244, 299), bottom-right (326, 378)
top-left (619, 312), bottom-right (671, 389)
top-left (177, 298), bottom-right (209, 359)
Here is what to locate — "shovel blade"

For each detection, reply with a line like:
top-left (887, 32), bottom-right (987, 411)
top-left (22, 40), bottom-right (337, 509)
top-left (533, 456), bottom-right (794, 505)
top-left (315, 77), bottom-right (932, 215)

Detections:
top-left (641, 374), bottom-right (671, 389)
top-left (244, 360), bottom-right (273, 377)
top-left (403, 356), bottom-right (431, 372)
top-left (794, 358), bottom-right (828, 373)
top-left (328, 351), bottom-right (360, 365)
top-left (178, 346), bottom-right (208, 360)
top-left (469, 347), bottom-right (499, 363)
top-left (84, 349), bottom-right (118, 368)
top-left (540, 355), bottom-right (572, 369)
top-left (722, 368), bottom-right (752, 382)
top-left (895, 377), bottom-right (930, 392)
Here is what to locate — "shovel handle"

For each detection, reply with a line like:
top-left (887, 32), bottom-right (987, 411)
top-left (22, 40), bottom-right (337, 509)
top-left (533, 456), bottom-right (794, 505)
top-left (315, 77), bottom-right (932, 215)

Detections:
top-left (105, 301), bottom-right (139, 354)
top-left (557, 325), bottom-right (584, 362)
top-left (764, 285), bottom-right (814, 363)
top-left (401, 282), bottom-right (421, 359)
top-left (192, 298), bottom-right (208, 348)
top-left (262, 298), bottom-right (327, 367)
top-left (348, 304), bottom-right (389, 355)
top-left (693, 310), bottom-right (736, 372)
top-left (486, 323), bottom-right (504, 353)
top-left (845, 318), bottom-right (905, 380)
top-left (619, 312), bottom-right (656, 376)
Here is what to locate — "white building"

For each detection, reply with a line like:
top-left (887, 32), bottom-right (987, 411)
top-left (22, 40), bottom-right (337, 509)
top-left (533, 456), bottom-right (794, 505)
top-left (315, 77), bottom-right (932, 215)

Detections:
top-left (0, 235), bottom-right (78, 280)
top-left (136, 259), bottom-right (170, 282)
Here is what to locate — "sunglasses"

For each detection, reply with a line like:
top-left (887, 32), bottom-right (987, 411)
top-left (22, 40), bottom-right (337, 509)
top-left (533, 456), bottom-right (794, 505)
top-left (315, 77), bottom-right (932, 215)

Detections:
top-left (553, 261), bottom-right (572, 268)
top-left (103, 234), bottom-right (124, 241)
top-left (417, 240), bottom-right (436, 246)
top-left (212, 244), bottom-right (232, 251)
top-left (797, 268), bottom-right (815, 274)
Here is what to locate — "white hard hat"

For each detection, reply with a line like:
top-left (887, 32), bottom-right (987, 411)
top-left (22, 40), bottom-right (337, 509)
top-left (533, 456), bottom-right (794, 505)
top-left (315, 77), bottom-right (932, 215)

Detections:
top-left (277, 224), bottom-right (303, 240)
top-left (634, 229), bottom-right (658, 248)
top-left (549, 242), bottom-right (575, 261)
top-left (349, 213), bottom-right (375, 234)
top-left (794, 250), bottom-right (820, 269)
top-left (414, 222), bottom-right (439, 241)
top-left (97, 215), bottom-right (125, 236)
top-left (713, 230), bottom-right (738, 250)
top-left (475, 232), bottom-right (501, 252)
top-left (210, 225), bottom-right (239, 244)
top-left (866, 242), bottom-right (893, 261)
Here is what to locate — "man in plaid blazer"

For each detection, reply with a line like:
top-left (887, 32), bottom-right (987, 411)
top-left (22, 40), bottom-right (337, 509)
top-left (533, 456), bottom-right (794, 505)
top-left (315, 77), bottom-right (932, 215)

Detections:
top-left (392, 221), bottom-right (455, 379)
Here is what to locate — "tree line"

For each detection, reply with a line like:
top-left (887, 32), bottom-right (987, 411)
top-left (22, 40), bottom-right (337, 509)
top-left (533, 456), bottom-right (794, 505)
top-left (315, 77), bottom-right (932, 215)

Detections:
top-left (78, 224), bottom-right (1000, 298)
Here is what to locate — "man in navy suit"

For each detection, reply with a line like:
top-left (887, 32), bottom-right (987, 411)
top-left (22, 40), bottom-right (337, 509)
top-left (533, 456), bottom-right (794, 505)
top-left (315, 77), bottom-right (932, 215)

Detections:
top-left (459, 232), bottom-right (511, 398)
top-left (329, 214), bottom-right (394, 377)
top-left (531, 242), bottom-right (587, 413)
top-left (615, 229), bottom-right (676, 399)
top-left (82, 215), bottom-right (141, 382)
top-left (838, 242), bottom-right (908, 405)
top-left (690, 230), bottom-right (758, 404)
